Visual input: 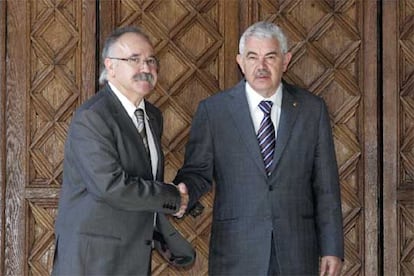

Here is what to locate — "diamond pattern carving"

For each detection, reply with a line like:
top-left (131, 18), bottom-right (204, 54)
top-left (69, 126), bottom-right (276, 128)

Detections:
top-left (161, 103), bottom-right (191, 149)
top-left (23, 3), bottom-right (83, 270)
top-left (400, 0), bottom-right (414, 190)
top-left (288, 45), bottom-right (328, 88)
top-left (174, 19), bottom-right (222, 62)
top-left (283, 0), bottom-right (331, 34)
top-left (27, 200), bottom-right (58, 276)
top-left (401, 121), bottom-right (414, 185)
top-left (119, 0), bottom-right (142, 25)
top-left (172, 74), bottom-right (215, 115)
top-left (399, 203), bottom-right (414, 273)
top-left (32, 13), bottom-right (78, 60)
top-left (146, 0), bottom-right (191, 32)
top-left (35, 74), bottom-right (72, 111)
top-left (342, 213), bottom-right (362, 275)
top-left (29, 0), bottom-right (81, 191)
top-left (318, 19), bottom-right (360, 61)
top-left (157, 45), bottom-right (191, 90)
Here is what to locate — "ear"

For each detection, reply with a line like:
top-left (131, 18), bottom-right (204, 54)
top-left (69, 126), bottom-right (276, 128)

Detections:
top-left (104, 58), bottom-right (116, 76)
top-left (236, 54), bottom-right (245, 74)
top-left (282, 52), bottom-right (292, 72)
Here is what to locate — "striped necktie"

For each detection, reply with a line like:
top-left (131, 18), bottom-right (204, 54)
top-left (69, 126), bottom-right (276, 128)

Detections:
top-left (134, 108), bottom-right (150, 156)
top-left (257, 101), bottom-right (275, 175)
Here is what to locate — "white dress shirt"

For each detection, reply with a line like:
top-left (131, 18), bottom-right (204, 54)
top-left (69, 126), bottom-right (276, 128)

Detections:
top-left (108, 82), bottom-right (158, 179)
top-left (245, 81), bottom-right (283, 141)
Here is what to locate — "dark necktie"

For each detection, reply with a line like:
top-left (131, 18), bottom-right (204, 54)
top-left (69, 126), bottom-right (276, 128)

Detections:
top-left (134, 108), bottom-right (150, 156)
top-left (257, 101), bottom-right (275, 175)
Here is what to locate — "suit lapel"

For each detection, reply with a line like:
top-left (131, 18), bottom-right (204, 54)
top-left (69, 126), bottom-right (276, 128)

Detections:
top-left (104, 86), bottom-right (153, 173)
top-left (146, 107), bottom-right (163, 181)
top-left (227, 81), bottom-right (267, 174)
top-left (271, 84), bottom-right (299, 171)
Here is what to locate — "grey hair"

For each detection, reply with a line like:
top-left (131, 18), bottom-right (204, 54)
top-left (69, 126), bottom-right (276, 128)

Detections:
top-left (98, 26), bottom-right (152, 85)
top-left (239, 21), bottom-right (289, 55)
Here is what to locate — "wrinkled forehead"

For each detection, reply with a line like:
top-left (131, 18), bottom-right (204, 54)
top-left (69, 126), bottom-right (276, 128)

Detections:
top-left (243, 36), bottom-right (281, 54)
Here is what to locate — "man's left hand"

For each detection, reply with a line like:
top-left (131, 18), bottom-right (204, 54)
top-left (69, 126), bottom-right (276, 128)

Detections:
top-left (319, 255), bottom-right (342, 276)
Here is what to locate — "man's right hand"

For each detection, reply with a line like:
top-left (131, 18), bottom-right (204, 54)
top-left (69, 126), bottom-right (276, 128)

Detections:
top-left (173, 183), bottom-right (188, 218)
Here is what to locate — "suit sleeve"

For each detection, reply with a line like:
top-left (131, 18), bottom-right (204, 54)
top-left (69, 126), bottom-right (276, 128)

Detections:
top-left (65, 108), bottom-right (181, 213)
top-left (312, 99), bottom-right (344, 259)
top-left (174, 101), bottom-right (214, 208)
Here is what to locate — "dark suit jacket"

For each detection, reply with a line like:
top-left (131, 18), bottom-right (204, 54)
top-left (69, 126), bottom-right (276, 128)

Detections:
top-left (175, 80), bottom-right (344, 275)
top-left (52, 84), bottom-right (194, 275)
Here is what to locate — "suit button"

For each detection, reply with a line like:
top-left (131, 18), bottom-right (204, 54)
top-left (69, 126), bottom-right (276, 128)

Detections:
top-left (269, 185), bottom-right (273, 191)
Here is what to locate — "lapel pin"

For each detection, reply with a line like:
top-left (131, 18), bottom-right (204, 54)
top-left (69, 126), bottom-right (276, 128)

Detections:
top-left (293, 102), bottom-right (298, 107)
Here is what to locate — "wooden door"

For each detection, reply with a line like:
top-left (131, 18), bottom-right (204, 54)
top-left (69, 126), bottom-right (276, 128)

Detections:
top-left (1, 0), bottom-right (96, 275)
top-left (383, 0), bottom-right (414, 275)
top-left (0, 0), bottom-right (383, 275)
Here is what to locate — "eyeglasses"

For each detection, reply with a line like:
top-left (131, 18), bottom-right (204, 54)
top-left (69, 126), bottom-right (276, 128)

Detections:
top-left (108, 56), bottom-right (159, 69)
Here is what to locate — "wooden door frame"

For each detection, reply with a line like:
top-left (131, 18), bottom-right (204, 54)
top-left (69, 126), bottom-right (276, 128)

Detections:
top-left (363, 1), bottom-right (380, 275)
top-left (0, 0), bottom-right (6, 274)
top-left (383, 0), bottom-right (399, 275)
top-left (0, 1), bottom-right (97, 275)
top-left (0, 0), bottom-right (399, 275)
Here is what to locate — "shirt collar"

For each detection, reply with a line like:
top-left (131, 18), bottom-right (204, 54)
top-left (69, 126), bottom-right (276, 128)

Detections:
top-left (245, 81), bottom-right (283, 109)
top-left (108, 81), bottom-right (147, 119)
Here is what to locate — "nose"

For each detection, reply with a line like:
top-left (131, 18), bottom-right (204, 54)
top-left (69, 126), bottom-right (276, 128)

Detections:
top-left (140, 60), bottom-right (151, 72)
top-left (257, 57), bottom-right (267, 68)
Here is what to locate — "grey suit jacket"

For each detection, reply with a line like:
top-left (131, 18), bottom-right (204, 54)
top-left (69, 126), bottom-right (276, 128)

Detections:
top-left (175, 80), bottom-right (344, 275)
top-left (52, 84), bottom-right (194, 276)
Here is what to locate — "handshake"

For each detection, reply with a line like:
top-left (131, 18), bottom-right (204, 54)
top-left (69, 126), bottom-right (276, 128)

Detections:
top-left (170, 182), bottom-right (204, 218)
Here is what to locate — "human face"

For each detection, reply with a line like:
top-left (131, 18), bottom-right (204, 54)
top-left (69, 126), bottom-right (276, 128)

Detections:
top-left (105, 32), bottom-right (158, 105)
top-left (237, 36), bottom-right (291, 98)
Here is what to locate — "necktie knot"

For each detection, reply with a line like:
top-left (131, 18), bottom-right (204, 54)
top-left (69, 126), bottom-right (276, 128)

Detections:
top-left (259, 101), bottom-right (273, 115)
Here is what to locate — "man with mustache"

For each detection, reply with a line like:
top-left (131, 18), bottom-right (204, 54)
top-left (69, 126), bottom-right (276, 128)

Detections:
top-left (52, 26), bottom-right (194, 275)
top-left (174, 21), bottom-right (344, 275)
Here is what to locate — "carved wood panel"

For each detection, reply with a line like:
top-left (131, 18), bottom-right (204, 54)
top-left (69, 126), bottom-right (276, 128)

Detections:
top-left (0, 0), bottom-right (397, 275)
top-left (0, 0), bottom-right (6, 274)
top-left (4, 0), bottom-right (96, 275)
top-left (384, 0), bottom-right (414, 275)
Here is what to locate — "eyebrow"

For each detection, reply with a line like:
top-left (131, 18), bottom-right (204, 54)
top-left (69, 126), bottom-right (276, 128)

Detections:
top-left (246, 51), bottom-right (279, 56)
top-left (128, 53), bottom-right (157, 59)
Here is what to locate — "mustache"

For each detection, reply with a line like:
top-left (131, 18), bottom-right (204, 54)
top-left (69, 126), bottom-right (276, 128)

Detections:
top-left (133, 72), bottom-right (154, 83)
top-left (255, 69), bottom-right (270, 77)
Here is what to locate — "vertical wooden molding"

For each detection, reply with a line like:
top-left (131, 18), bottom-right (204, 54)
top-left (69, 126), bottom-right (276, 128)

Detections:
top-left (221, 0), bottom-right (240, 89)
top-left (98, 0), bottom-right (116, 83)
top-left (239, 0), bottom-right (253, 36)
top-left (5, 0), bottom-right (28, 275)
top-left (82, 0), bottom-right (97, 101)
top-left (382, 0), bottom-right (398, 275)
top-left (363, 1), bottom-right (379, 275)
top-left (0, 0), bottom-right (6, 274)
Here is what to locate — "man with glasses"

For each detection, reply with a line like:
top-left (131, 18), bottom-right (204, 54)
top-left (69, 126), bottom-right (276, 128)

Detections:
top-left (52, 26), bottom-right (194, 275)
